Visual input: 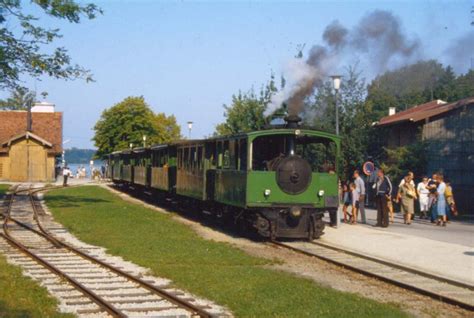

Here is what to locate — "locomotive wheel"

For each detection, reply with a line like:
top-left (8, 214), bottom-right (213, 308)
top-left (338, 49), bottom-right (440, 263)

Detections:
top-left (310, 214), bottom-right (325, 240)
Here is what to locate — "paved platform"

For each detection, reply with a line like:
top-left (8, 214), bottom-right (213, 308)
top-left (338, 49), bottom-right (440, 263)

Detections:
top-left (323, 207), bottom-right (474, 285)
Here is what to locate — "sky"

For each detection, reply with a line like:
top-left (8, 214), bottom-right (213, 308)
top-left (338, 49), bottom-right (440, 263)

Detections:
top-left (4, 0), bottom-right (473, 149)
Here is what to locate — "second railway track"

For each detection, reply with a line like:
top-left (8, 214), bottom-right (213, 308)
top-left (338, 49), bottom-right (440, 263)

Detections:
top-left (0, 185), bottom-right (225, 318)
top-left (270, 239), bottom-right (474, 311)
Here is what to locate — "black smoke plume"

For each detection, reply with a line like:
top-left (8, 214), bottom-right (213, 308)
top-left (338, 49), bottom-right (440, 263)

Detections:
top-left (267, 10), bottom-right (420, 116)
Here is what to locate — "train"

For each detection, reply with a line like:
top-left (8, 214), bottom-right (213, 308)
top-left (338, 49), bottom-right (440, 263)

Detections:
top-left (107, 116), bottom-right (340, 240)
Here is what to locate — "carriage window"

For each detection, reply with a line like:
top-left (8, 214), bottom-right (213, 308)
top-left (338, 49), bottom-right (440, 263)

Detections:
top-left (217, 141), bottom-right (223, 168)
top-left (206, 142), bottom-right (216, 168)
top-left (160, 151), bottom-right (168, 167)
top-left (223, 140), bottom-right (230, 169)
top-left (252, 134), bottom-right (336, 172)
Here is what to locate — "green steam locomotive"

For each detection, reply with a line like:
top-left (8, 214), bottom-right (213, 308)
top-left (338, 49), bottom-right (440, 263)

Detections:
top-left (108, 116), bottom-right (340, 240)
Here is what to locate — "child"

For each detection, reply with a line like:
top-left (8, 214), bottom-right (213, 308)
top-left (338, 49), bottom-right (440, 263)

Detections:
top-left (342, 184), bottom-right (352, 223)
top-left (350, 183), bottom-right (360, 224)
top-left (445, 181), bottom-right (457, 220)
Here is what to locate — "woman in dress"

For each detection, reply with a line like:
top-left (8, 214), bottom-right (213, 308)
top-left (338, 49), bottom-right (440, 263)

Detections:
top-left (398, 175), bottom-right (417, 225)
top-left (436, 175), bottom-right (447, 226)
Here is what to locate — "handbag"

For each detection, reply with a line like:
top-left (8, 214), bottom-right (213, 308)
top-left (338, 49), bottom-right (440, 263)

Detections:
top-left (405, 184), bottom-right (416, 198)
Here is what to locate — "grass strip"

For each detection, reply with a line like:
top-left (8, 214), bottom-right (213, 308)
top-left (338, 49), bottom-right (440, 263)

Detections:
top-left (0, 184), bottom-right (9, 197)
top-left (46, 186), bottom-right (408, 317)
top-left (0, 184), bottom-right (73, 317)
top-left (0, 255), bottom-right (74, 318)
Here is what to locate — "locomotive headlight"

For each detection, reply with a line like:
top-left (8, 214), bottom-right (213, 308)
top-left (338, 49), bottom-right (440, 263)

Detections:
top-left (295, 129), bottom-right (301, 135)
top-left (264, 189), bottom-right (271, 197)
top-left (318, 190), bottom-right (325, 197)
top-left (290, 207), bottom-right (302, 217)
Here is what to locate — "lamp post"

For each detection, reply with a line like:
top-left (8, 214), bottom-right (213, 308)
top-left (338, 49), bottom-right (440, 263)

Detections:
top-left (142, 135), bottom-right (147, 147)
top-left (187, 121), bottom-right (193, 139)
top-left (330, 75), bottom-right (342, 228)
top-left (129, 143), bottom-right (133, 149)
top-left (90, 160), bottom-right (94, 180)
top-left (330, 75), bottom-right (342, 136)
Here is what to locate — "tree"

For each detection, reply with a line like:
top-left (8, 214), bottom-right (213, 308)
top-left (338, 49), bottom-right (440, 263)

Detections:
top-left (0, 87), bottom-right (35, 110)
top-left (306, 64), bottom-right (371, 179)
top-left (0, 0), bottom-right (102, 90)
top-left (454, 69), bottom-right (474, 98)
top-left (366, 60), bottom-right (447, 117)
top-left (381, 140), bottom-right (428, 185)
top-left (93, 96), bottom-right (181, 158)
top-left (215, 74), bottom-right (277, 135)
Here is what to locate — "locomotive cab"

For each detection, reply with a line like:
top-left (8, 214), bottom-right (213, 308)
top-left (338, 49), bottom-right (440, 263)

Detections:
top-left (247, 125), bottom-right (339, 240)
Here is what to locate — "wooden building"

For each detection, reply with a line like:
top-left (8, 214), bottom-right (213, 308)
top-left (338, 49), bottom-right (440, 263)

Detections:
top-left (0, 104), bottom-right (62, 182)
top-left (377, 97), bottom-right (474, 215)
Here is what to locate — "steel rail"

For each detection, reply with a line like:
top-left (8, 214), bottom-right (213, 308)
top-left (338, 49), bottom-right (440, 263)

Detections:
top-left (270, 240), bottom-right (474, 311)
top-left (1, 189), bottom-right (126, 317)
top-left (310, 240), bottom-right (474, 291)
top-left (27, 187), bottom-right (213, 318)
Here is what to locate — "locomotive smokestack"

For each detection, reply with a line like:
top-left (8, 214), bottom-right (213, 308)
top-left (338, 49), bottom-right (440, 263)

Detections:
top-left (284, 114), bottom-right (302, 128)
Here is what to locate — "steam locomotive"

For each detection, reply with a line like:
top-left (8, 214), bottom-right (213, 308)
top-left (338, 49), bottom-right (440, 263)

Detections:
top-left (108, 116), bottom-right (340, 240)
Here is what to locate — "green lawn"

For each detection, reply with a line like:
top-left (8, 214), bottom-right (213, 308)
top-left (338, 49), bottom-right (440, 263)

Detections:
top-left (0, 184), bottom-right (73, 317)
top-left (0, 184), bottom-right (9, 197)
top-left (46, 186), bottom-right (408, 318)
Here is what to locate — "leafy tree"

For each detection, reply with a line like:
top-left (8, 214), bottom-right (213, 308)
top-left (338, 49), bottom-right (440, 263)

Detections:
top-left (454, 69), bottom-right (474, 99)
top-left (307, 64), bottom-right (371, 179)
top-left (0, 0), bottom-right (102, 90)
top-left (366, 60), bottom-right (449, 116)
top-left (0, 87), bottom-right (35, 110)
top-left (215, 74), bottom-right (278, 135)
top-left (380, 140), bottom-right (428, 185)
top-left (93, 96), bottom-right (181, 158)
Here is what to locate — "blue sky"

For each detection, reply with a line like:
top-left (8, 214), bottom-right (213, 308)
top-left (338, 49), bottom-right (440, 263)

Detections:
top-left (5, 0), bottom-right (474, 148)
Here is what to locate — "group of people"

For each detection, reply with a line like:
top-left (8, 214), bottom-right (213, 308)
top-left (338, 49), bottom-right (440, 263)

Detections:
top-left (341, 169), bottom-right (457, 228)
top-left (342, 170), bottom-right (366, 224)
top-left (75, 166), bottom-right (87, 179)
top-left (398, 172), bottom-right (457, 226)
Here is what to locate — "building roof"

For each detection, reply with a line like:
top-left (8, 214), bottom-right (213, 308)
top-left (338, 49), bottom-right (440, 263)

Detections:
top-left (377, 97), bottom-right (474, 127)
top-left (0, 111), bottom-right (62, 154)
top-left (1, 131), bottom-right (53, 148)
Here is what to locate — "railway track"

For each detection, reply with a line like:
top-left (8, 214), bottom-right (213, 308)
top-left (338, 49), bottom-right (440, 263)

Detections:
top-left (270, 240), bottom-right (474, 311)
top-left (0, 185), bottom-right (224, 318)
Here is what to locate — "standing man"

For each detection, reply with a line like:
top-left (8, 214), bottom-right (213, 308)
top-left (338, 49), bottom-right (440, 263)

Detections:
top-left (375, 169), bottom-right (392, 227)
top-left (63, 166), bottom-right (71, 187)
top-left (353, 170), bottom-right (366, 224)
top-left (427, 173), bottom-right (438, 223)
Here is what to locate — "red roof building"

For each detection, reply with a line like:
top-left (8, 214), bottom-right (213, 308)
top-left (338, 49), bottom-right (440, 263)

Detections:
top-left (0, 105), bottom-right (62, 182)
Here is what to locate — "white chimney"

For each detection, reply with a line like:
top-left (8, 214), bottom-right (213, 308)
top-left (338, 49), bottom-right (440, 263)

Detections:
top-left (31, 101), bottom-right (55, 113)
top-left (389, 107), bottom-right (396, 116)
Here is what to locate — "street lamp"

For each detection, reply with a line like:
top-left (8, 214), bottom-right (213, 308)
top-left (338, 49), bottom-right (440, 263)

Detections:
top-left (187, 121), bottom-right (193, 139)
top-left (142, 135), bottom-right (147, 147)
top-left (129, 143), bottom-right (133, 149)
top-left (330, 75), bottom-right (342, 136)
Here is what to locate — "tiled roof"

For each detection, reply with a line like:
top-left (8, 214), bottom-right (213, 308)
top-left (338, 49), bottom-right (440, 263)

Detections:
top-left (0, 111), bottom-right (62, 154)
top-left (377, 97), bottom-right (474, 126)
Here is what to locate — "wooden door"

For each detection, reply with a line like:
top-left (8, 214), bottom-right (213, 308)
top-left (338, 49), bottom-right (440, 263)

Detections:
top-left (10, 143), bottom-right (28, 181)
top-left (28, 143), bottom-right (47, 181)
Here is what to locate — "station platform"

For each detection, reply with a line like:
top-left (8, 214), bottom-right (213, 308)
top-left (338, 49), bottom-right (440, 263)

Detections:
top-left (323, 207), bottom-right (474, 285)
